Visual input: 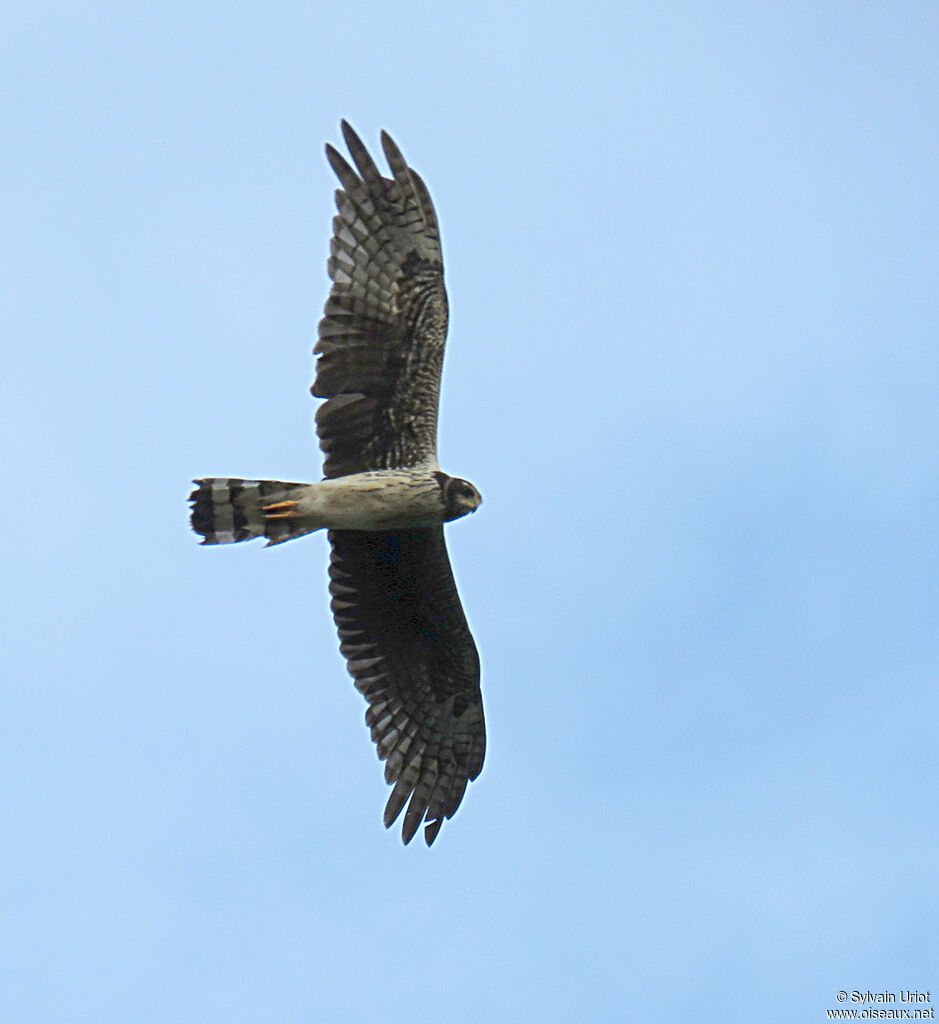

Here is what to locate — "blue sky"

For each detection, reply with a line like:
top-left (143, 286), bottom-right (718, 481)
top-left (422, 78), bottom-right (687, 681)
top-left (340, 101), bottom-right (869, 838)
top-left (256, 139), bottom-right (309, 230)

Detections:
top-left (2, 2), bottom-right (937, 1021)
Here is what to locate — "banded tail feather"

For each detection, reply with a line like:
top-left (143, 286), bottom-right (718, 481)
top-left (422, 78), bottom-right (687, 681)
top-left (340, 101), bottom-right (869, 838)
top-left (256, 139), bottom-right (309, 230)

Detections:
top-left (189, 478), bottom-right (315, 546)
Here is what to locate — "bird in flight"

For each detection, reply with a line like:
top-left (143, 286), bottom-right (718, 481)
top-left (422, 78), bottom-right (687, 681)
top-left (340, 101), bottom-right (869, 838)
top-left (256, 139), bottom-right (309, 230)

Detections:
top-left (189, 122), bottom-right (485, 846)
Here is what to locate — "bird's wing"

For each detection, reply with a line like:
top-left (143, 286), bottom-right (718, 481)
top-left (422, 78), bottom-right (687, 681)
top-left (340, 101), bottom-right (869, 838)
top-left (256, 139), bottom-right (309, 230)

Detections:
top-left (328, 526), bottom-right (485, 845)
top-left (314, 122), bottom-right (448, 479)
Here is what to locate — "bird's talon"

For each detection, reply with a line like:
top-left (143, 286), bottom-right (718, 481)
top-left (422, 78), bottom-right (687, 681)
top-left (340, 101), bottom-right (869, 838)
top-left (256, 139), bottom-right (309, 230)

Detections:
top-left (263, 500), bottom-right (300, 519)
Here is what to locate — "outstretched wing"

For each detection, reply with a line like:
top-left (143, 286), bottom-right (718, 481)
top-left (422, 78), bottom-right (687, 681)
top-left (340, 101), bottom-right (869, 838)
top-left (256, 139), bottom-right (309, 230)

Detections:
top-left (328, 527), bottom-right (485, 846)
top-left (314, 122), bottom-right (448, 479)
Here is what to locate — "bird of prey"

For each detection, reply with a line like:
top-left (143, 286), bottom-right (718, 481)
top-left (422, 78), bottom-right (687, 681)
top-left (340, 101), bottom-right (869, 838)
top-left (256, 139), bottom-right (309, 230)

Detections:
top-left (189, 122), bottom-right (484, 846)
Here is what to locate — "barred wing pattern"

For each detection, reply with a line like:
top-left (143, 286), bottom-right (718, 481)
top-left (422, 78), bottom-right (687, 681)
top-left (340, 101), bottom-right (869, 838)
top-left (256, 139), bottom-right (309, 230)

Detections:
top-left (316, 125), bottom-right (485, 845)
top-left (315, 121), bottom-right (448, 480)
top-left (329, 527), bottom-right (485, 845)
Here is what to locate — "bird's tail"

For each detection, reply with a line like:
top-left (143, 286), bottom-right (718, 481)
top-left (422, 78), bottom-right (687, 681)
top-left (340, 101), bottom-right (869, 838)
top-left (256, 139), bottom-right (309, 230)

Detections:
top-left (189, 478), bottom-right (316, 546)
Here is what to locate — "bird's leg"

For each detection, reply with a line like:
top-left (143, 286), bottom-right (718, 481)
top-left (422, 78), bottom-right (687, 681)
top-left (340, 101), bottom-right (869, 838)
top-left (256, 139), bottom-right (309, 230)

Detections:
top-left (263, 500), bottom-right (300, 520)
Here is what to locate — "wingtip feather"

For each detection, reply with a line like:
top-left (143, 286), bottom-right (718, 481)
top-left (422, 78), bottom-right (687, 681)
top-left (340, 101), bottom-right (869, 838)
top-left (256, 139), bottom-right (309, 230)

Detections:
top-left (423, 817), bottom-right (443, 845)
top-left (325, 143), bottom-right (358, 191)
top-left (380, 130), bottom-right (408, 180)
top-left (340, 121), bottom-right (382, 184)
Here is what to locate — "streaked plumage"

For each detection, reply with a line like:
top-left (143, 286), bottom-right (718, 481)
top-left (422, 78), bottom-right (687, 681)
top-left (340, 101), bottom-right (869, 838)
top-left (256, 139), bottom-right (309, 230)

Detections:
top-left (189, 122), bottom-right (485, 845)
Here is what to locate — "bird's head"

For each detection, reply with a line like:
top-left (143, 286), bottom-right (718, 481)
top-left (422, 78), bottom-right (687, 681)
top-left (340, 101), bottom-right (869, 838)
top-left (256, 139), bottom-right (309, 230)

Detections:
top-left (438, 474), bottom-right (482, 522)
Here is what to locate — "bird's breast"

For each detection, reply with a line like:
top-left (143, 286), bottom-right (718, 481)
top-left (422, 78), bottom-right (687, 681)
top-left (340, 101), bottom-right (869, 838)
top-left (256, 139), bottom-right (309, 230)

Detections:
top-left (301, 470), bottom-right (446, 530)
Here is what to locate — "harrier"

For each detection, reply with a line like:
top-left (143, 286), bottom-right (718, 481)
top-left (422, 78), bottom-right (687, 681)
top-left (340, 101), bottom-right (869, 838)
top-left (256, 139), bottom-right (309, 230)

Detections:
top-left (189, 122), bottom-right (485, 846)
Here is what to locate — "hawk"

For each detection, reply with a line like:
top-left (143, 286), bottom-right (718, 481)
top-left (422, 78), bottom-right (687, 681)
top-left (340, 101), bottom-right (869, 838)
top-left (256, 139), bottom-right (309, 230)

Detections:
top-left (189, 122), bottom-right (485, 846)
